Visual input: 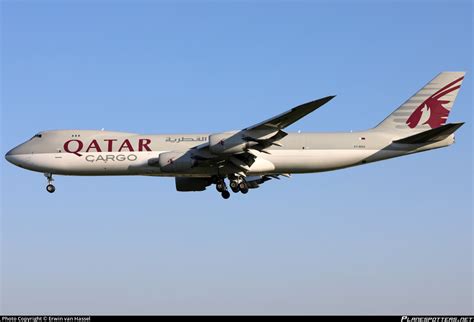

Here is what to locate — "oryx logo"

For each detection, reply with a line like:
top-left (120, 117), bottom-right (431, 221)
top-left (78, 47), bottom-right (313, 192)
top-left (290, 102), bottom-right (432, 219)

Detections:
top-left (406, 76), bottom-right (464, 129)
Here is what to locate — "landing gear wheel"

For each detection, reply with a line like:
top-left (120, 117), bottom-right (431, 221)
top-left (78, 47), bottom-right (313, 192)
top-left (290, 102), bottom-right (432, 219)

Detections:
top-left (239, 182), bottom-right (249, 194)
top-left (44, 173), bottom-right (55, 193)
top-left (216, 182), bottom-right (226, 193)
top-left (221, 190), bottom-right (231, 199)
top-left (230, 181), bottom-right (240, 193)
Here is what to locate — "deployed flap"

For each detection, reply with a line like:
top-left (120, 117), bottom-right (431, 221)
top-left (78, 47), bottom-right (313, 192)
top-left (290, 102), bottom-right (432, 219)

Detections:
top-left (244, 96), bottom-right (335, 132)
top-left (242, 130), bottom-right (288, 150)
top-left (246, 174), bottom-right (290, 189)
top-left (393, 122), bottom-right (464, 144)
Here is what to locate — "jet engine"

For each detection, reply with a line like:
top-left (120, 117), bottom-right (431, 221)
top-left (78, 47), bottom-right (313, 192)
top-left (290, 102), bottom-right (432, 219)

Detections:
top-left (156, 151), bottom-right (196, 172)
top-left (208, 131), bottom-right (250, 155)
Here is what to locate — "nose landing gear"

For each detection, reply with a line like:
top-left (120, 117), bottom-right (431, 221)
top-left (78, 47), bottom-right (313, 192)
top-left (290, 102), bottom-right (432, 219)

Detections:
top-left (44, 173), bottom-right (55, 193)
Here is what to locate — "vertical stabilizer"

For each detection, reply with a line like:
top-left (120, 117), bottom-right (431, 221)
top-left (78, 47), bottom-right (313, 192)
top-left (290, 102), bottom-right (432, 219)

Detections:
top-left (375, 72), bottom-right (465, 132)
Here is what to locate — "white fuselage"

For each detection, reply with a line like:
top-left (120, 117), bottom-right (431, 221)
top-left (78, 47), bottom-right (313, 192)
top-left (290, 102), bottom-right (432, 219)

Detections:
top-left (5, 129), bottom-right (454, 177)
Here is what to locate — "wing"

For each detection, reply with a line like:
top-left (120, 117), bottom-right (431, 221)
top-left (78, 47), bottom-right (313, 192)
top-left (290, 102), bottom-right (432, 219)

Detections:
top-left (153, 96), bottom-right (335, 187)
top-left (202, 95), bottom-right (336, 156)
top-left (187, 95), bottom-right (335, 176)
top-left (244, 96), bottom-right (336, 132)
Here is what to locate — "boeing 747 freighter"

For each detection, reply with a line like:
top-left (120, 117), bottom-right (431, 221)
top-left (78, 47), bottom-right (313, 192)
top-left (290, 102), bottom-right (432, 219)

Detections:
top-left (5, 72), bottom-right (465, 199)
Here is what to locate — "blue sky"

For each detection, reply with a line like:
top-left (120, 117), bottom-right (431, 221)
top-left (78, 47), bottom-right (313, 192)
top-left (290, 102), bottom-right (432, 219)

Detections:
top-left (1, 0), bottom-right (472, 315)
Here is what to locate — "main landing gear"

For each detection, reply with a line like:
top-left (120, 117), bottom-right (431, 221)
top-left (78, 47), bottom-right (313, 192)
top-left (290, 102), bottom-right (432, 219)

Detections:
top-left (215, 176), bottom-right (249, 199)
top-left (238, 181), bottom-right (249, 194)
top-left (221, 190), bottom-right (231, 200)
top-left (230, 180), bottom-right (240, 193)
top-left (229, 176), bottom-right (249, 194)
top-left (44, 173), bottom-right (55, 193)
top-left (215, 178), bottom-right (230, 199)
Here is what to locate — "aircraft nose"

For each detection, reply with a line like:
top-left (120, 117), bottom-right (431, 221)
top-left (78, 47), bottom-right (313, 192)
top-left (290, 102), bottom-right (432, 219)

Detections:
top-left (5, 147), bottom-right (20, 165)
top-left (5, 143), bottom-right (36, 170)
top-left (5, 148), bottom-right (15, 163)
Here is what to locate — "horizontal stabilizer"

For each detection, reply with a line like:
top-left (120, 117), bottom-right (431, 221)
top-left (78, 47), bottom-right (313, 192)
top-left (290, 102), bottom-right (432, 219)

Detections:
top-left (393, 122), bottom-right (464, 144)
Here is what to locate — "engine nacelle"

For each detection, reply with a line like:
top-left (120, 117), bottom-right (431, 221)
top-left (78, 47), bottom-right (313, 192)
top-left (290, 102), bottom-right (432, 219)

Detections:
top-left (157, 151), bottom-right (196, 172)
top-left (175, 177), bottom-right (212, 192)
top-left (209, 131), bottom-right (250, 155)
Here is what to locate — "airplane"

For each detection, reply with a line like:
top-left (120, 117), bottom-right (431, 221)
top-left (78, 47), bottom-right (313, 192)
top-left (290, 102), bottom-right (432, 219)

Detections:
top-left (5, 72), bottom-right (466, 199)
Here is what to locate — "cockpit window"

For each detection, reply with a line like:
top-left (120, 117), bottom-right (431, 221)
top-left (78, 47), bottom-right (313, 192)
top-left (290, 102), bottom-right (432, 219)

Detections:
top-left (30, 134), bottom-right (42, 140)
